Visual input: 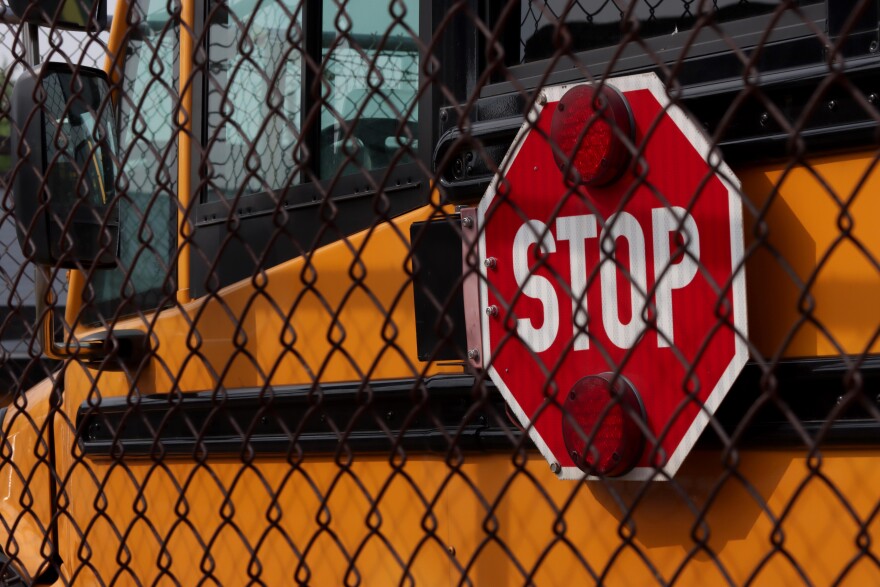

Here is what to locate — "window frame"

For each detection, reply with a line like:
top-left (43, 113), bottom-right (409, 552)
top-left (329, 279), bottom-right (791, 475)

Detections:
top-left (481, 2), bottom-right (832, 97)
top-left (432, 0), bottom-right (880, 204)
top-left (188, 0), bottom-right (434, 299)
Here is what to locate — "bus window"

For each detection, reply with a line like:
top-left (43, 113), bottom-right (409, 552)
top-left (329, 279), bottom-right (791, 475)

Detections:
top-left (85, 0), bottom-right (178, 324)
top-left (319, 0), bottom-right (419, 179)
top-left (205, 0), bottom-right (303, 201)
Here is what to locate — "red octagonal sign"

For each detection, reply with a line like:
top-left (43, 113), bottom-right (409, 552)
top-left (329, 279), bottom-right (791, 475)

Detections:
top-left (476, 73), bottom-right (748, 480)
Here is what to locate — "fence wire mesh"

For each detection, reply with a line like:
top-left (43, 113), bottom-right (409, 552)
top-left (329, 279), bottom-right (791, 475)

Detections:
top-left (0, 0), bottom-right (879, 584)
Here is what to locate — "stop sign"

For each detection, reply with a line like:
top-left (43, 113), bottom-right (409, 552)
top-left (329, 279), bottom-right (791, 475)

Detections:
top-left (476, 73), bottom-right (748, 480)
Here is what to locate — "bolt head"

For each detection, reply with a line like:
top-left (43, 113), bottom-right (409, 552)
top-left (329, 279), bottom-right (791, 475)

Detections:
top-left (484, 257), bottom-right (497, 269)
top-left (467, 348), bottom-right (480, 361)
top-left (550, 462), bottom-right (561, 474)
top-left (461, 216), bottom-right (474, 229)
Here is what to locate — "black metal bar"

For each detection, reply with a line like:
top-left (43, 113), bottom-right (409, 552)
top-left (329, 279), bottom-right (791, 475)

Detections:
top-left (77, 356), bottom-right (880, 459)
top-left (76, 375), bottom-right (520, 458)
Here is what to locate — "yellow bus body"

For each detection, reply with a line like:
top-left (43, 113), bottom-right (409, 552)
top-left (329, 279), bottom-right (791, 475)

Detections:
top-left (2, 0), bottom-right (880, 584)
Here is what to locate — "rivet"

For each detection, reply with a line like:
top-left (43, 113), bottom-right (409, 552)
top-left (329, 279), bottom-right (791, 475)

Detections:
top-left (550, 462), bottom-right (561, 474)
top-left (869, 93), bottom-right (878, 104)
top-left (461, 216), bottom-right (474, 229)
top-left (484, 257), bottom-right (497, 269)
top-left (485, 305), bottom-right (498, 317)
top-left (447, 545), bottom-right (456, 556)
top-left (537, 91), bottom-right (547, 105)
top-left (871, 40), bottom-right (879, 53)
top-left (827, 100), bottom-right (837, 111)
top-left (759, 112), bottom-right (769, 127)
top-left (439, 110), bottom-right (448, 121)
top-left (467, 348), bottom-right (480, 361)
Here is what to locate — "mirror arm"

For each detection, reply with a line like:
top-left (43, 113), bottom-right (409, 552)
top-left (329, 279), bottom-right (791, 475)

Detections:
top-left (35, 266), bottom-right (105, 362)
top-left (35, 267), bottom-right (152, 366)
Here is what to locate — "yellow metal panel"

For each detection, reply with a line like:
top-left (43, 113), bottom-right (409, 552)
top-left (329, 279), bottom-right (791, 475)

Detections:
top-left (85, 204), bottom-right (461, 394)
top-left (0, 377), bottom-right (56, 582)
top-left (53, 389), bottom-right (880, 587)
top-left (742, 151), bottom-right (880, 358)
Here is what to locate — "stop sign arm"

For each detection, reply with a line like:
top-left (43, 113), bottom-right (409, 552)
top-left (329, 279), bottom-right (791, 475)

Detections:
top-left (464, 73), bottom-right (749, 481)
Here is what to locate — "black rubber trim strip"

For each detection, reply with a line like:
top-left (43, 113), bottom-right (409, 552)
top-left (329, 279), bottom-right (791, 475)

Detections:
top-left (76, 375), bottom-right (518, 458)
top-left (76, 357), bottom-right (880, 458)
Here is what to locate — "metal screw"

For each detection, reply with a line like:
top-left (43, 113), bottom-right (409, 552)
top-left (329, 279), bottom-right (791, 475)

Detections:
top-left (550, 462), bottom-right (561, 474)
top-left (467, 348), bottom-right (480, 361)
top-left (871, 40), bottom-right (879, 53)
top-left (461, 216), bottom-right (474, 229)
top-left (439, 110), bottom-right (448, 122)
top-left (453, 158), bottom-right (464, 178)
top-left (485, 305), bottom-right (498, 317)
top-left (484, 257), bottom-right (497, 269)
top-left (537, 91), bottom-right (547, 105)
top-left (869, 93), bottom-right (878, 104)
top-left (827, 100), bottom-right (837, 111)
top-left (759, 112), bottom-right (769, 127)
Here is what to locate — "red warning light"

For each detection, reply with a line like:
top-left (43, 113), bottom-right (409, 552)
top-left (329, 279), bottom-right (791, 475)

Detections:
top-left (561, 373), bottom-right (646, 477)
top-left (550, 84), bottom-right (634, 187)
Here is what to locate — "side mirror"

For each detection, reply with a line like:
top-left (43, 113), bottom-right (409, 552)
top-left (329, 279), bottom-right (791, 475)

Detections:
top-left (7, 0), bottom-right (108, 31)
top-left (10, 63), bottom-right (138, 365)
top-left (10, 62), bottom-right (119, 269)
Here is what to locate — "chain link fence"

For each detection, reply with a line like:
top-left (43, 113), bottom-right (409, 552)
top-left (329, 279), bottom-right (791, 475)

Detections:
top-left (0, 0), bottom-right (879, 584)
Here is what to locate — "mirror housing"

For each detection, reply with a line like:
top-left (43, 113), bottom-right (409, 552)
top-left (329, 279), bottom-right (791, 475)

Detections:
top-left (10, 62), bottom-right (119, 269)
top-left (7, 0), bottom-right (107, 31)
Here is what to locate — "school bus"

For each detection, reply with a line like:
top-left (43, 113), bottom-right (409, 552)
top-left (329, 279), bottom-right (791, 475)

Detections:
top-left (2, 0), bottom-right (880, 584)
